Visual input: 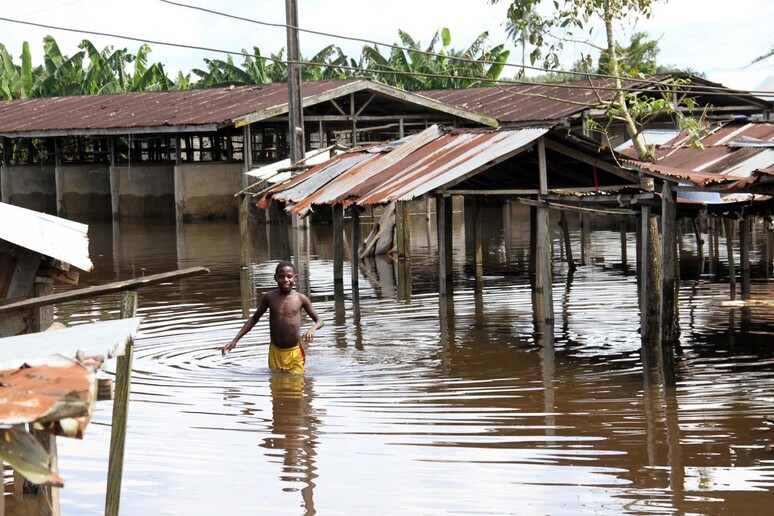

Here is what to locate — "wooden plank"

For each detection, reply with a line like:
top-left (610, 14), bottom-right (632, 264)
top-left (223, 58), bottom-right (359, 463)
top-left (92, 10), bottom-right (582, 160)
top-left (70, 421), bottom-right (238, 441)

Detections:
top-left (105, 291), bottom-right (137, 516)
top-left (721, 299), bottom-right (774, 307)
top-left (0, 267), bottom-right (209, 313)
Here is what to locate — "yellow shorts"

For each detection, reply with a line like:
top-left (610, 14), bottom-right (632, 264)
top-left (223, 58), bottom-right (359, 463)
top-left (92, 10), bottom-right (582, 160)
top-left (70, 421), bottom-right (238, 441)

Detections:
top-left (268, 343), bottom-right (305, 374)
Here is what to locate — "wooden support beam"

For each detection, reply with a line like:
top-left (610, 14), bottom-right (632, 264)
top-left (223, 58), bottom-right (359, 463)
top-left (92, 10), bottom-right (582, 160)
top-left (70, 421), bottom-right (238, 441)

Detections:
top-left (723, 218), bottom-right (737, 301)
top-left (436, 195), bottom-right (453, 296)
top-left (740, 217), bottom-right (751, 300)
top-left (472, 197), bottom-right (483, 289)
top-left (559, 211), bottom-right (575, 271)
top-left (333, 204), bottom-right (344, 286)
top-left (105, 291), bottom-right (138, 516)
top-left (535, 138), bottom-right (554, 323)
top-left (660, 182), bottom-right (678, 346)
top-left (640, 205), bottom-right (651, 340)
top-left (543, 138), bottom-right (640, 183)
top-left (0, 267), bottom-right (209, 313)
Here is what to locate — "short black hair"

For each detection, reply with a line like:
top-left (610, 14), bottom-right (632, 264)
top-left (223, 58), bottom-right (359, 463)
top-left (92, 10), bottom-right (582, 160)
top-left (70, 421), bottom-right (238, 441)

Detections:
top-left (275, 261), bottom-right (297, 275)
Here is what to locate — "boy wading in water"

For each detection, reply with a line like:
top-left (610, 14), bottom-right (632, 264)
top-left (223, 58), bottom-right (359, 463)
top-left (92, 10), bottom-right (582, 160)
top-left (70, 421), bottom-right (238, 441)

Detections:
top-left (222, 261), bottom-right (323, 373)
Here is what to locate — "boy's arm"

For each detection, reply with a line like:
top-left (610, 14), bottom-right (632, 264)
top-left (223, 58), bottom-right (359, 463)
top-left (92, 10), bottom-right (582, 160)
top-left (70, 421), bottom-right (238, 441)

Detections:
top-left (222, 295), bottom-right (269, 356)
top-left (300, 295), bottom-right (324, 342)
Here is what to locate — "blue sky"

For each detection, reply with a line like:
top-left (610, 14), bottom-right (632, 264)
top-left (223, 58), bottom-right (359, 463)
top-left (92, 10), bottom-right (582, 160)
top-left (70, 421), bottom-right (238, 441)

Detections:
top-left (2, 0), bottom-right (772, 90)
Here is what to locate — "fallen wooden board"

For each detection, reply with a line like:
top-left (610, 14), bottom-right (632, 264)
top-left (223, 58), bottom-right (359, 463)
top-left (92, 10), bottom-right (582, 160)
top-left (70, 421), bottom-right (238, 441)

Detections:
top-left (721, 299), bottom-right (774, 308)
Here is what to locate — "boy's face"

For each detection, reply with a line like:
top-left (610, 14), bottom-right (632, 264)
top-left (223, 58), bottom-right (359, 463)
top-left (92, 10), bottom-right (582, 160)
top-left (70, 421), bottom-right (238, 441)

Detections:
top-left (275, 266), bottom-right (297, 292)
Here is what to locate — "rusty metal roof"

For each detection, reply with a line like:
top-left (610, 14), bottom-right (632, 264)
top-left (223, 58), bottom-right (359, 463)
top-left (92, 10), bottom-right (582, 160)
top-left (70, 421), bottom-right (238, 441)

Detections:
top-left (421, 74), bottom-right (773, 124)
top-left (0, 202), bottom-right (93, 271)
top-left (266, 125), bottom-right (549, 214)
top-left (623, 122), bottom-right (774, 190)
top-left (0, 79), bottom-right (496, 137)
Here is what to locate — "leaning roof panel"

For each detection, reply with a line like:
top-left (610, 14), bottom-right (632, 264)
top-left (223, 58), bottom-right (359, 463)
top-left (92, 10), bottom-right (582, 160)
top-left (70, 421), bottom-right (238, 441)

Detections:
top-left (0, 203), bottom-right (93, 271)
top-left (266, 125), bottom-right (549, 214)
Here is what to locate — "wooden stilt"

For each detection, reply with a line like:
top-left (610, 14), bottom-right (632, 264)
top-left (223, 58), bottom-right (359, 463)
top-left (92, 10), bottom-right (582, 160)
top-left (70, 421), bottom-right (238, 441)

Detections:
top-left (767, 225), bottom-right (774, 278)
top-left (620, 220), bottom-right (628, 272)
top-left (472, 197), bottom-right (483, 288)
top-left (351, 208), bottom-right (361, 323)
top-left (396, 201), bottom-right (411, 301)
top-left (559, 211), bottom-right (575, 271)
top-left (693, 216), bottom-right (704, 277)
top-left (332, 204), bottom-right (344, 287)
top-left (660, 183), bottom-right (678, 346)
top-left (536, 138), bottom-right (554, 323)
top-left (724, 218), bottom-right (737, 301)
top-left (580, 213), bottom-right (591, 266)
top-left (436, 194), bottom-right (453, 296)
top-left (740, 217), bottom-right (751, 301)
top-left (105, 291), bottom-right (138, 516)
top-left (640, 205), bottom-right (651, 341)
top-left (239, 195), bottom-right (249, 269)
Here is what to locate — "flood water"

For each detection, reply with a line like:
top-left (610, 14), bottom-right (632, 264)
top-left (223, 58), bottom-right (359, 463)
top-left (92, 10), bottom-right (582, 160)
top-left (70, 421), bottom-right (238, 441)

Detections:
top-left (43, 204), bottom-right (774, 514)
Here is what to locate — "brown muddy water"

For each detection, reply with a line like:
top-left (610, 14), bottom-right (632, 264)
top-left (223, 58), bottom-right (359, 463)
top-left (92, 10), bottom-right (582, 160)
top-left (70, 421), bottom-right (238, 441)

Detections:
top-left (40, 204), bottom-right (774, 514)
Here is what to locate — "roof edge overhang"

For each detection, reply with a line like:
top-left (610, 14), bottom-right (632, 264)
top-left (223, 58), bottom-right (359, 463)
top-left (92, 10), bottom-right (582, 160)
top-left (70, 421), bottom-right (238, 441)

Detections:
top-left (233, 79), bottom-right (499, 128)
top-left (0, 124), bottom-right (222, 138)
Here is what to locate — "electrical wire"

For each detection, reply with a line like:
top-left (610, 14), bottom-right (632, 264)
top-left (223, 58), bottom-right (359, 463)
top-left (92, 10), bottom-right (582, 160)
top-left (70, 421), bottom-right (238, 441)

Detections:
top-left (0, 13), bottom-right (772, 99)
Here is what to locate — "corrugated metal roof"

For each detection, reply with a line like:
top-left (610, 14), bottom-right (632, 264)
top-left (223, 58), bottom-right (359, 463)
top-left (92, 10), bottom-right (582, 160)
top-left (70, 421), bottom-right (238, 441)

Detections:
top-left (421, 74), bottom-right (773, 124)
top-left (0, 79), bottom-right (496, 137)
top-left (267, 125), bottom-right (548, 214)
top-left (0, 203), bottom-right (93, 271)
top-left (623, 122), bottom-right (774, 189)
top-left (0, 317), bottom-right (141, 370)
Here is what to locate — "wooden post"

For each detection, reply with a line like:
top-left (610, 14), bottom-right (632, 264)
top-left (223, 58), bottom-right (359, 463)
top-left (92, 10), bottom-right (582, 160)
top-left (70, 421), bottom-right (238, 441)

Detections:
top-left (708, 217), bottom-right (717, 278)
top-left (768, 226), bottom-right (774, 278)
top-left (105, 290), bottom-right (138, 516)
top-left (558, 211), bottom-right (575, 271)
top-left (535, 138), bottom-right (553, 323)
top-left (333, 204), bottom-right (344, 287)
top-left (436, 194), bottom-right (453, 296)
top-left (724, 218), bottom-right (737, 301)
top-left (740, 217), bottom-right (751, 300)
top-left (351, 208), bottom-right (361, 323)
top-left (640, 205), bottom-right (651, 341)
top-left (580, 213), bottom-right (591, 266)
top-left (660, 182), bottom-right (678, 346)
top-left (619, 219), bottom-right (628, 272)
top-left (395, 201), bottom-right (411, 301)
top-left (693, 216), bottom-right (705, 278)
top-left (472, 197), bottom-right (483, 288)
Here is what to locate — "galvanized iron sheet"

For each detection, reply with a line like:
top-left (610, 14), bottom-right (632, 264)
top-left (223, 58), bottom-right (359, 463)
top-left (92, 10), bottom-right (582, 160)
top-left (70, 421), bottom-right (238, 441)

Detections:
top-left (0, 203), bottom-right (93, 272)
top-left (266, 126), bottom-right (547, 213)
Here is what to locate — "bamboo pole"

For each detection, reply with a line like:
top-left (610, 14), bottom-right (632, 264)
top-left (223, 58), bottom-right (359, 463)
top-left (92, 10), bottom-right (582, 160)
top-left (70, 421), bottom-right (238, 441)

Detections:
top-left (105, 290), bottom-right (138, 516)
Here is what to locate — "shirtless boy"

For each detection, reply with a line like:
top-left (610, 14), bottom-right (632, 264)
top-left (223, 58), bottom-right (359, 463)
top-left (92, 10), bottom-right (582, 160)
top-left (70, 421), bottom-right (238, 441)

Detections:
top-left (222, 261), bottom-right (323, 373)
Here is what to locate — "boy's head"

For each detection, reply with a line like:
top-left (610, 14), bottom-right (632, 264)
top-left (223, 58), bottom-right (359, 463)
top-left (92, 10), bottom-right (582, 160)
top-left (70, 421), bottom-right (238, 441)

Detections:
top-left (275, 261), bottom-right (297, 275)
top-left (274, 261), bottom-right (298, 292)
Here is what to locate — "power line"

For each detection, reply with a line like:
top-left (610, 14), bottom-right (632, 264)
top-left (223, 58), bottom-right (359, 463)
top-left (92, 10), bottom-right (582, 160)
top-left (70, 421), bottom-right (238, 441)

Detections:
top-left (158, 0), bottom-right (774, 97)
top-left (0, 14), bottom-right (772, 100)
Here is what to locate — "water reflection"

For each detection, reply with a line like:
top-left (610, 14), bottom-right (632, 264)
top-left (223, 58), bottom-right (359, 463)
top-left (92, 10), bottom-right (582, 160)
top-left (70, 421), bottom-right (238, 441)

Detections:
top-left (39, 207), bottom-right (774, 515)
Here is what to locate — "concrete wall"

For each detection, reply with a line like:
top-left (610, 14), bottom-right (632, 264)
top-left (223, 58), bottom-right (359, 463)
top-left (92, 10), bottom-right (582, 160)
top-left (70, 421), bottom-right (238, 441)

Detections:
top-left (1, 165), bottom-right (56, 213)
top-left (56, 164), bottom-right (111, 218)
top-left (110, 165), bottom-right (175, 219)
top-left (174, 162), bottom-right (243, 221)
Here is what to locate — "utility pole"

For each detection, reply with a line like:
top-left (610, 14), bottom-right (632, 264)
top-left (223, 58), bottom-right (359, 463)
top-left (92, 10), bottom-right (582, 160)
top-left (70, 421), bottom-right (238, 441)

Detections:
top-left (286, 0), bottom-right (304, 180)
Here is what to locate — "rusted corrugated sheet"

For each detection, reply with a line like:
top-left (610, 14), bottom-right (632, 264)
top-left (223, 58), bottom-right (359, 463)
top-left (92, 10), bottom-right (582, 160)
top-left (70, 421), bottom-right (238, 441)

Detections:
top-left (421, 75), bottom-right (773, 124)
top-left (266, 125), bottom-right (548, 214)
top-left (624, 122), bottom-right (774, 189)
top-left (0, 203), bottom-right (93, 272)
top-left (0, 362), bottom-right (96, 437)
top-left (0, 78), bottom-right (496, 136)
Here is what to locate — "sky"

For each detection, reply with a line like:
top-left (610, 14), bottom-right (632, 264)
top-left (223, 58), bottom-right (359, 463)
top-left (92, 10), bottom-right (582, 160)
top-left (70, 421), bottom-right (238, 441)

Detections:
top-left (0, 0), bottom-right (772, 91)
